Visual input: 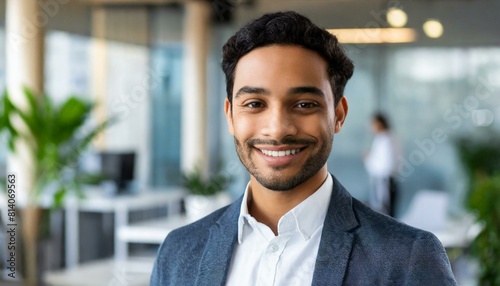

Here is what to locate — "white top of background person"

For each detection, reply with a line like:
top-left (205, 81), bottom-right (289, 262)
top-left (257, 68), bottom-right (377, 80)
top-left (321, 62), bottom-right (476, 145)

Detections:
top-left (364, 113), bottom-right (399, 215)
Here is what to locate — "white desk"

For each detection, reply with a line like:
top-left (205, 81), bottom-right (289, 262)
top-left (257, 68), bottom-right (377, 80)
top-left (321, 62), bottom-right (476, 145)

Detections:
top-left (399, 190), bottom-right (481, 249)
top-left (45, 257), bottom-right (155, 286)
top-left (430, 217), bottom-right (483, 249)
top-left (64, 188), bottom-right (185, 269)
top-left (117, 215), bottom-right (191, 245)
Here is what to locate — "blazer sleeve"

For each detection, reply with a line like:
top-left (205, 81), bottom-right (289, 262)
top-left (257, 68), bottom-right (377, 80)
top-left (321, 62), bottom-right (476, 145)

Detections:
top-left (150, 256), bottom-right (161, 285)
top-left (150, 236), bottom-right (168, 285)
top-left (404, 232), bottom-right (458, 286)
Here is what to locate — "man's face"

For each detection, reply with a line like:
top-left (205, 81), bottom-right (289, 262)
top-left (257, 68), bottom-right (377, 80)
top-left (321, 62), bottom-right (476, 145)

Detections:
top-left (224, 45), bottom-right (348, 191)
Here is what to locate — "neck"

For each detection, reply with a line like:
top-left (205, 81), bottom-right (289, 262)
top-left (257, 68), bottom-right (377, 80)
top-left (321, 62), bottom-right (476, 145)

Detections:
top-left (247, 167), bottom-right (328, 235)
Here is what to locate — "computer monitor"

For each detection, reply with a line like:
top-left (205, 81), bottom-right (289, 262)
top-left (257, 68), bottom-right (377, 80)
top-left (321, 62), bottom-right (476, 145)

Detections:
top-left (99, 151), bottom-right (136, 192)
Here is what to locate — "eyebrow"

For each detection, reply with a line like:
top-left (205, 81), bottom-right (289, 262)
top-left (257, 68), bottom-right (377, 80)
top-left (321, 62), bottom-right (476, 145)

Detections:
top-left (289, 86), bottom-right (325, 97)
top-left (234, 86), bottom-right (270, 99)
top-left (234, 86), bottom-right (325, 99)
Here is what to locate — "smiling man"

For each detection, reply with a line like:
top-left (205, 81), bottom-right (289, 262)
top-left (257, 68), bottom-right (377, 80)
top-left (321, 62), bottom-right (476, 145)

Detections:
top-left (151, 11), bottom-right (457, 286)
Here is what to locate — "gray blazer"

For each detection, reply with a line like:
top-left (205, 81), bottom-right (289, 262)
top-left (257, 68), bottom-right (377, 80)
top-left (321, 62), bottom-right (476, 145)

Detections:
top-left (151, 176), bottom-right (458, 285)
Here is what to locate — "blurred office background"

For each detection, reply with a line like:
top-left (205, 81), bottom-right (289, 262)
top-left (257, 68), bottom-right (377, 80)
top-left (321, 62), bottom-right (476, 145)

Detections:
top-left (0, 0), bottom-right (499, 285)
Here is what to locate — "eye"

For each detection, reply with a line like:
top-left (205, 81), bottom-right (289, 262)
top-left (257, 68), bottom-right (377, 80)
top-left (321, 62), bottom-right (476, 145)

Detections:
top-left (244, 101), bottom-right (264, 108)
top-left (296, 102), bottom-right (318, 109)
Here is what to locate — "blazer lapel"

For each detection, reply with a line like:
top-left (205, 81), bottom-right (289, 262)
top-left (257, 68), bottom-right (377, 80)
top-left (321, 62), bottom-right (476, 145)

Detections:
top-left (312, 175), bottom-right (359, 286)
top-left (196, 196), bottom-right (242, 286)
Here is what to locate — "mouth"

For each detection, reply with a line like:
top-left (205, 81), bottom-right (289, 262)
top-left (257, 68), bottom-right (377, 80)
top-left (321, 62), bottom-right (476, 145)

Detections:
top-left (258, 147), bottom-right (305, 158)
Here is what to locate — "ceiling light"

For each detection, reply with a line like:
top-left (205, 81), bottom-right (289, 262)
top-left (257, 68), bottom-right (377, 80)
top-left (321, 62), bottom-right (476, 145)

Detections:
top-left (328, 28), bottom-right (417, 44)
top-left (387, 8), bottom-right (408, 28)
top-left (423, 19), bottom-right (443, 38)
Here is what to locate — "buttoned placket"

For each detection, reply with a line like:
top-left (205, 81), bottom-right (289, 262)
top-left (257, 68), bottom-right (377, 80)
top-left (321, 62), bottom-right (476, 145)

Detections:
top-left (255, 212), bottom-right (297, 286)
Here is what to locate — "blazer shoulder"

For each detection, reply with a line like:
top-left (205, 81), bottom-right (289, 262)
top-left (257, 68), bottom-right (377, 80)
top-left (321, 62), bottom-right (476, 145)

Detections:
top-left (151, 202), bottom-right (239, 285)
top-left (166, 203), bottom-right (233, 244)
top-left (347, 198), bottom-right (457, 285)
top-left (351, 198), bottom-right (434, 241)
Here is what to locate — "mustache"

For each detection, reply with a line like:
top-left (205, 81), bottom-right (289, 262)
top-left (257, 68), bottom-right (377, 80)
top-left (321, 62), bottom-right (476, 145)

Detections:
top-left (246, 137), bottom-right (316, 146)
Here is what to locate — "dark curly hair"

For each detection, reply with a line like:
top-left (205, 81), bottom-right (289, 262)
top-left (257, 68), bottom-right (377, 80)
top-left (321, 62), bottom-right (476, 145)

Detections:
top-left (222, 11), bottom-right (354, 106)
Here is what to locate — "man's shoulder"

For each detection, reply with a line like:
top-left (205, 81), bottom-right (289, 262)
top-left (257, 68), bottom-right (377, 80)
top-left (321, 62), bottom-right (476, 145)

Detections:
top-left (166, 203), bottom-right (235, 243)
top-left (151, 201), bottom-right (240, 285)
top-left (160, 196), bottom-right (242, 251)
top-left (327, 175), bottom-right (435, 244)
top-left (341, 199), bottom-right (456, 285)
top-left (153, 201), bottom-right (238, 269)
top-left (351, 198), bottom-right (438, 242)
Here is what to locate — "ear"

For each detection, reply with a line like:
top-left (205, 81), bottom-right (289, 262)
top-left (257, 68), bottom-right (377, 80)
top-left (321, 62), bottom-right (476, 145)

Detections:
top-left (334, 96), bottom-right (348, 133)
top-left (224, 98), bottom-right (235, 135)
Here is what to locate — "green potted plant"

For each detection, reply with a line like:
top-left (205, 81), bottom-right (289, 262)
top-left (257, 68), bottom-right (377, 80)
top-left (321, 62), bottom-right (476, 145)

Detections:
top-left (1, 88), bottom-right (113, 205)
top-left (0, 87), bottom-right (113, 284)
top-left (455, 131), bottom-right (500, 285)
top-left (455, 132), bottom-right (500, 201)
top-left (182, 163), bottom-right (232, 221)
top-left (468, 174), bottom-right (500, 285)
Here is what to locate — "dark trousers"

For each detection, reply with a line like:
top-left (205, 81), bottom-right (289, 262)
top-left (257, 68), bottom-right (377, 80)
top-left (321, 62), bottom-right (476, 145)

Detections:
top-left (388, 177), bottom-right (398, 217)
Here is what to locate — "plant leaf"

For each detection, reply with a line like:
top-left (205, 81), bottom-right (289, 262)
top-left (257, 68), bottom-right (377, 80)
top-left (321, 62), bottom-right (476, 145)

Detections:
top-left (54, 97), bottom-right (90, 144)
top-left (53, 187), bottom-right (67, 209)
top-left (58, 117), bottom-right (116, 168)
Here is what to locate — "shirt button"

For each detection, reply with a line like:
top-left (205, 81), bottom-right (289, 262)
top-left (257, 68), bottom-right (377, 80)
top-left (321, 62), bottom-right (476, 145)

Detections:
top-left (269, 244), bottom-right (279, 253)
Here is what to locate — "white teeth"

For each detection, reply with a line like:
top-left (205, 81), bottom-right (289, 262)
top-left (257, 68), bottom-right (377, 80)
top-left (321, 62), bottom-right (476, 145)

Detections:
top-left (260, 148), bottom-right (301, 157)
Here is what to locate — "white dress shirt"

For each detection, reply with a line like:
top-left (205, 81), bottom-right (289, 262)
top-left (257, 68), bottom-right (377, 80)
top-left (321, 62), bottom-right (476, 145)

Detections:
top-left (226, 174), bottom-right (333, 286)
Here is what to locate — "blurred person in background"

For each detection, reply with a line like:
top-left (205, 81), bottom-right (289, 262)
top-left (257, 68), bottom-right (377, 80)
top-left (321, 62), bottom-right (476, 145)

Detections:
top-left (364, 113), bottom-right (399, 217)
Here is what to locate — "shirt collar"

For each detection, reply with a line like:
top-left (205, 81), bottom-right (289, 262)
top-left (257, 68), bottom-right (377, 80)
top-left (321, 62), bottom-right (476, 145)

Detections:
top-left (237, 174), bottom-right (333, 244)
top-left (237, 181), bottom-right (253, 244)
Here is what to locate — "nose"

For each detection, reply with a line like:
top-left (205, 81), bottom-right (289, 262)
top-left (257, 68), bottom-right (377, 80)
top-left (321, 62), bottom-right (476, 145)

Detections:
top-left (261, 107), bottom-right (298, 140)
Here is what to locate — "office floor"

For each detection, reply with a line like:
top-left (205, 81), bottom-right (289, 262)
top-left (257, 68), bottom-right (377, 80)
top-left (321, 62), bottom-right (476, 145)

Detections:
top-left (43, 257), bottom-right (154, 286)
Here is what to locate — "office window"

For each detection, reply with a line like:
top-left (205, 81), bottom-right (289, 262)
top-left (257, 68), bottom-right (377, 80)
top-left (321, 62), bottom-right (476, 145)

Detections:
top-left (150, 46), bottom-right (183, 186)
top-left (45, 31), bottom-right (91, 102)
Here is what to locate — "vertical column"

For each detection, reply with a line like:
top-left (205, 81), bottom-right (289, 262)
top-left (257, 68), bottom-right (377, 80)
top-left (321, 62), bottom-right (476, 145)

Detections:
top-left (5, 0), bottom-right (44, 203)
top-left (91, 6), bottom-right (108, 150)
top-left (6, 1), bottom-right (44, 284)
top-left (182, 1), bottom-right (211, 175)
